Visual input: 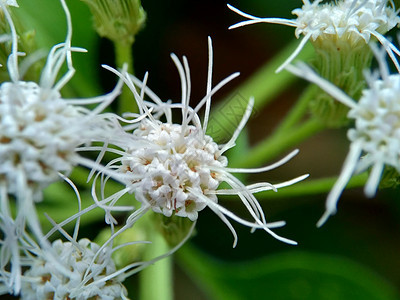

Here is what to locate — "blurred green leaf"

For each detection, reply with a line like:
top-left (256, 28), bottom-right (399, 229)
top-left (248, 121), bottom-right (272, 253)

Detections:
top-left (13, 0), bottom-right (102, 96)
top-left (40, 180), bottom-right (101, 234)
top-left (207, 41), bottom-right (313, 144)
top-left (178, 245), bottom-right (399, 300)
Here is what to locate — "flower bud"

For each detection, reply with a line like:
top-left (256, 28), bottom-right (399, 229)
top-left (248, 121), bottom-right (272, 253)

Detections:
top-left (81, 0), bottom-right (146, 45)
top-left (309, 33), bottom-right (374, 127)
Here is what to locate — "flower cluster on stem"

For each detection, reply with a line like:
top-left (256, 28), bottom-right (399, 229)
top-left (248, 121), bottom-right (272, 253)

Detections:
top-left (90, 37), bottom-right (308, 247)
top-left (286, 44), bottom-right (400, 225)
top-left (0, 0), bottom-right (122, 294)
top-left (228, 0), bottom-right (400, 72)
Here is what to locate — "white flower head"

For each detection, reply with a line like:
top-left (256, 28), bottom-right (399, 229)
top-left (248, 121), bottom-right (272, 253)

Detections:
top-left (124, 120), bottom-right (228, 221)
top-left (96, 37), bottom-right (308, 247)
top-left (21, 239), bottom-right (128, 300)
top-left (0, 0), bottom-right (120, 195)
top-left (286, 44), bottom-right (400, 226)
top-left (0, 0), bottom-right (121, 294)
top-left (228, 0), bottom-right (400, 72)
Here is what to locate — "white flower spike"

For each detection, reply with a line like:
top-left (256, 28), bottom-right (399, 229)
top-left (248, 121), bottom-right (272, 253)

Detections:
top-left (286, 45), bottom-right (400, 226)
top-left (228, 0), bottom-right (400, 72)
top-left (0, 0), bottom-right (121, 294)
top-left (94, 37), bottom-right (308, 247)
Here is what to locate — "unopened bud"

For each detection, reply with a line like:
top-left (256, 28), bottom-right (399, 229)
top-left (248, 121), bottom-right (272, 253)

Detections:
top-left (81, 0), bottom-right (146, 45)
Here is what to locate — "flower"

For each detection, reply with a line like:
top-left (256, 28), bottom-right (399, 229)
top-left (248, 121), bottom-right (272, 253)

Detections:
top-left (286, 45), bottom-right (400, 226)
top-left (0, 0), bottom-right (121, 293)
top-left (94, 37), bottom-right (308, 247)
top-left (228, 0), bottom-right (400, 72)
top-left (20, 194), bottom-right (198, 300)
top-left (20, 239), bottom-right (129, 300)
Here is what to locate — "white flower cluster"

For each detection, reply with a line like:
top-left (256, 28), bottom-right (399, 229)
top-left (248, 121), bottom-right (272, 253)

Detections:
top-left (121, 119), bottom-right (227, 221)
top-left (0, 0), bottom-right (122, 295)
top-left (228, 0), bottom-right (400, 71)
top-left (286, 44), bottom-right (400, 225)
top-left (293, 0), bottom-right (399, 45)
top-left (1, 81), bottom-right (84, 199)
top-left (95, 37), bottom-right (307, 248)
top-left (348, 74), bottom-right (400, 177)
top-left (21, 239), bottom-right (128, 300)
top-left (0, 2), bottom-right (119, 201)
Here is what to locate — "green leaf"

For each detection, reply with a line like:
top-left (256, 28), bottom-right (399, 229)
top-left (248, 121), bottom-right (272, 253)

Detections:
top-left (13, 0), bottom-right (102, 97)
top-left (178, 245), bottom-right (399, 300)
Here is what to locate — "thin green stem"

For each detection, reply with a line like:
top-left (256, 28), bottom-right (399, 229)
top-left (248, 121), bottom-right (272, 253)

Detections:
top-left (273, 84), bottom-right (318, 136)
top-left (207, 41), bottom-right (314, 140)
top-left (237, 118), bottom-right (324, 168)
top-left (257, 173), bottom-right (368, 199)
top-left (139, 213), bottom-right (173, 300)
top-left (114, 41), bottom-right (138, 114)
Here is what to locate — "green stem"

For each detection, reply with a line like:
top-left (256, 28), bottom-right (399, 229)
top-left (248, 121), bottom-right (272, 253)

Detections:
top-left (257, 173), bottom-right (368, 199)
top-left (273, 84), bottom-right (318, 136)
top-left (114, 41), bottom-right (138, 114)
top-left (238, 118), bottom-right (324, 168)
top-left (139, 213), bottom-right (173, 300)
top-left (207, 41), bottom-right (314, 140)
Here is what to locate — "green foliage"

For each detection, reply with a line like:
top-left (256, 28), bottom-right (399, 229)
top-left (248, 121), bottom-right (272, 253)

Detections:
top-left (179, 246), bottom-right (399, 300)
top-left (14, 0), bottom-right (102, 97)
